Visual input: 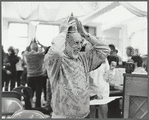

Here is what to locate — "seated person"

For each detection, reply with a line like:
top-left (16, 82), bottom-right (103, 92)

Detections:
top-left (131, 55), bottom-right (147, 74)
top-left (107, 55), bottom-right (119, 66)
top-left (104, 56), bottom-right (123, 91)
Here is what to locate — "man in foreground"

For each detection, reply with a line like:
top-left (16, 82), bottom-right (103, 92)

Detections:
top-left (44, 17), bottom-right (110, 118)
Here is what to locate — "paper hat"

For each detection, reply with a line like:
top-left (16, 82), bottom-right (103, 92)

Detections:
top-left (68, 13), bottom-right (78, 33)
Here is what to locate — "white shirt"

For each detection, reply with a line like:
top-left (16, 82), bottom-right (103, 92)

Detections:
top-left (89, 59), bottom-right (110, 98)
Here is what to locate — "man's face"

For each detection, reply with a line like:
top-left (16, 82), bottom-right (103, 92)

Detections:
top-left (110, 61), bottom-right (117, 70)
top-left (65, 33), bottom-right (83, 59)
top-left (8, 50), bottom-right (12, 55)
top-left (14, 49), bottom-right (19, 55)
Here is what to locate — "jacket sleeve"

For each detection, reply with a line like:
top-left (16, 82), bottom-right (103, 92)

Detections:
top-left (85, 35), bottom-right (110, 72)
top-left (44, 33), bottom-right (64, 79)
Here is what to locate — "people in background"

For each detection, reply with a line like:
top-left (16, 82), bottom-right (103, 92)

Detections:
top-left (134, 48), bottom-right (140, 56)
top-left (2, 45), bottom-right (9, 91)
top-left (36, 40), bottom-right (51, 104)
top-left (20, 51), bottom-right (28, 86)
top-left (107, 44), bottom-right (119, 66)
top-left (108, 44), bottom-right (115, 55)
top-left (89, 59), bottom-right (110, 118)
top-left (113, 49), bottom-right (122, 64)
top-left (141, 55), bottom-right (148, 72)
top-left (104, 56), bottom-right (119, 90)
top-left (126, 46), bottom-right (134, 62)
top-left (44, 17), bottom-right (110, 118)
top-left (42, 46), bottom-right (53, 115)
top-left (15, 48), bottom-right (24, 87)
top-left (24, 40), bottom-right (45, 107)
top-left (3, 46), bottom-right (19, 91)
top-left (131, 55), bottom-right (147, 74)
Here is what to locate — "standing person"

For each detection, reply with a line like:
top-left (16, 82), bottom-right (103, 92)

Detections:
top-left (3, 46), bottom-right (19, 91)
top-left (108, 44), bottom-right (116, 55)
top-left (126, 46), bottom-right (134, 62)
top-left (42, 46), bottom-right (53, 115)
top-left (15, 48), bottom-right (24, 87)
top-left (24, 41), bottom-right (45, 107)
top-left (105, 56), bottom-right (119, 88)
top-left (20, 51), bottom-right (28, 86)
top-left (104, 56), bottom-right (122, 118)
top-left (2, 45), bottom-right (10, 91)
top-left (44, 16), bottom-right (110, 118)
top-left (36, 40), bottom-right (51, 104)
top-left (107, 44), bottom-right (119, 66)
top-left (89, 59), bottom-right (110, 118)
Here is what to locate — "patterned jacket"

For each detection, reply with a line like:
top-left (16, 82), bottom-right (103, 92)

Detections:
top-left (44, 32), bottom-right (110, 118)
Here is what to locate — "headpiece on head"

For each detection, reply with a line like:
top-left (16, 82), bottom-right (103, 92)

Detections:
top-left (68, 13), bottom-right (78, 33)
top-left (30, 42), bottom-right (38, 52)
top-left (67, 33), bottom-right (81, 40)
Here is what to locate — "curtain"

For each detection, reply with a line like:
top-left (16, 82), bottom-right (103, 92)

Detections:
top-left (119, 2), bottom-right (147, 17)
top-left (15, 2), bottom-right (92, 22)
top-left (15, 3), bottom-right (57, 22)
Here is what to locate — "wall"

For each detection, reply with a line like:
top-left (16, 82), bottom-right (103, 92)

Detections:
top-left (126, 17), bottom-right (147, 55)
top-left (102, 27), bottom-right (123, 59)
top-left (2, 18), bottom-right (59, 55)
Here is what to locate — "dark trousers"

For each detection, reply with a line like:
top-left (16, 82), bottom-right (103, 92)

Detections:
top-left (9, 74), bottom-right (16, 91)
top-left (2, 69), bottom-right (8, 91)
top-left (16, 71), bottom-right (23, 87)
top-left (42, 76), bottom-right (48, 101)
top-left (21, 68), bottom-right (27, 86)
top-left (27, 76), bottom-right (43, 107)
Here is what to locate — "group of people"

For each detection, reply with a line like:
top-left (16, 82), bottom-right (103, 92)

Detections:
top-left (2, 42), bottom-right (50, 108)
top-left (2, 46), bottom-right (22, 91)
top-left (2, 16), bottom-right (148, 119)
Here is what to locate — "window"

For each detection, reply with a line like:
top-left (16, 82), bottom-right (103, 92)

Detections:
top-left (84, 26), bottom-right (96, 36)
top-left (36, 24), bottom-right (59, 47)
top-left (8, 23), bottom-right (28, 37)
top-left (3, 23), bottom-right (28, 57)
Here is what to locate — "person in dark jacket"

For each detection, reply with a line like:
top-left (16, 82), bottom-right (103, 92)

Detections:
top-left (2, 45), bottom-right (10, 91)
top-left (3, 46), bottom-right (19, 91)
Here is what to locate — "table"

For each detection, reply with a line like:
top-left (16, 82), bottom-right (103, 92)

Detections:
top-left (90, 96), bottom-right (122, 105)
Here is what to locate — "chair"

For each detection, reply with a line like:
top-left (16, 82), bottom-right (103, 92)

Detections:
top-left (2, 97), bottom-right (23, 118)
top-left (11, 110), bottom-right (46, 119)
top-left (2, 91), bottom-right (22, 101)
top-left (123, 74), bottom-right (148, 118)
top-left (12, 86), bottom-right (33, 109)
top-left (12, 86), bottom-right (32, 99)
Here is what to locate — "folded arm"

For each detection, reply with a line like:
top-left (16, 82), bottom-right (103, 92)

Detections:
top-left (85, 34), bottom-right (110, 72)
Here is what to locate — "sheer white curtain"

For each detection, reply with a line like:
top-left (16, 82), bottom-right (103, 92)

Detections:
top-left (119, 2), bottom-right (147, 17)
top-left (15, 2), bottom-right (92, 22)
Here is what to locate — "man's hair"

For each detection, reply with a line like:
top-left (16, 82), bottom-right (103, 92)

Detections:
top-left (8, 46), bottom-right (15, 55)
top-left (107, 55), bottom-right (119, 65)
top-left (131, 55), bottom-right (143, 67)
top-left (109, 44), bottom-right (115, 51)
top-left (8, 46), bottom-right (14, 51)
top-left (126, 46), bottom-right (134, 57)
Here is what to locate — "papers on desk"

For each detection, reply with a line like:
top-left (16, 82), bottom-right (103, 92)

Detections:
top-left (90, 96), bottom-right (122, 105)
